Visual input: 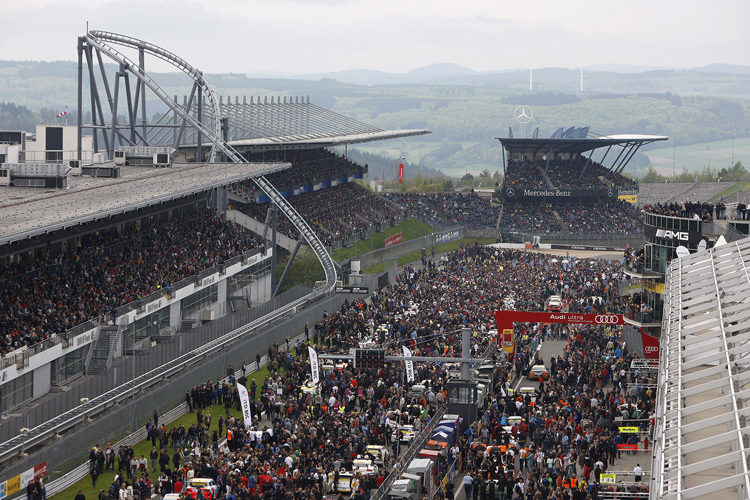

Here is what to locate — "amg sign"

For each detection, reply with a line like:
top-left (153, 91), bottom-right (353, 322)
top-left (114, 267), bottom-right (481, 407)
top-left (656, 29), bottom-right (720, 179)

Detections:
top-left (655, 229), bottom-right (688, 241)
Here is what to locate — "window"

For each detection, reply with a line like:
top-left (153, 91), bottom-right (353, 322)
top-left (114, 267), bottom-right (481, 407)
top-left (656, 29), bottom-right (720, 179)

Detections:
top-left (228, 258), bottom-right (271, 295)
top-left (53, 345), bottom-right (89, 385)
top-left (182, 284), bottom-right (218, 317)
top-left (2, 371), bottom-right (33, 412)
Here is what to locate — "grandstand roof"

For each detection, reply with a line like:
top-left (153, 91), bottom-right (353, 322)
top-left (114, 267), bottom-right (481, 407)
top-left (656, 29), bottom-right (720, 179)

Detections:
top-left (654, 237), bottom-right (750, 499)
top-left (179, 98), bottom-right (431, 152)
top-left (0, 162), bottom-right (289, 246)
top-left (497, 135), bottom-right (668, 158)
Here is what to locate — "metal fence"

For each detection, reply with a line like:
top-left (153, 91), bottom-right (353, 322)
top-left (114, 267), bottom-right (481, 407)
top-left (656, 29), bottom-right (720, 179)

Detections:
top-left (498, 230), bottom-right (643, 249)
top-left (0, 270), bottom-right (392, 481)
top-left (370, 406), bottom-right (448, 500)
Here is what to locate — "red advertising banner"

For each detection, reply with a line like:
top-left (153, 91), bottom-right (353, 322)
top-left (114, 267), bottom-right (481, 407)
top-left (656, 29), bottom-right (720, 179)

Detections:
top-left (494, 310), bottom-right (624, 354)
top-left (398, 163), bottom-right (404, 184)
top-left (640, 329), bottom-right (660, 359)
top-left (617, 444), bottom-right (638, 450)
top-left (384, 232), bottom-right (403, 247)
top-left (34, 461), bottom-right (47, 480)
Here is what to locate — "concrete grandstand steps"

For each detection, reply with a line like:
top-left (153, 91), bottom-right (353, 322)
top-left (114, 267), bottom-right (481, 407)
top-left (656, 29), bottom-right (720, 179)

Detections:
top-left (541, 167), bottom-right (556, 188)
top-left (180, 319), bottom-right (199, 332)
top-left (227, 295), bottom-right (250, 312)
top-left (424, 199), bottom-right (451, 225)
top-left (87, 326), bottom-right (118, 375)
top-left (552, 210), bottom-right (568, 231)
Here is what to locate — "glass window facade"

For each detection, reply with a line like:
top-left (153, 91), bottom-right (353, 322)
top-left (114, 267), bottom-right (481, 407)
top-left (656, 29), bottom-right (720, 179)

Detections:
top-left (228, 258), bottom-right (271, 295)
top-left (2, 371), bottom-right (33, 412)
top-left (182, 284), bottom-right (218, 318)
top-left (52, 344), bottom-right (90, 385)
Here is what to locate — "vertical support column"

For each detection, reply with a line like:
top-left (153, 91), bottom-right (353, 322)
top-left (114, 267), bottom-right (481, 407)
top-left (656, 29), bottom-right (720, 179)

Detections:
top-left (77, 37), bottom-right (84, 162)
top-left (220, 117), bottom-right (229, 163)
top-left (461, 327), bottom-right (471, 381)
top-left (271, 206), bottom-right (278, 289)
top-left (196, 88), bottom-right (203, 162)
top-left (139, 48), bottom-right (147, 144)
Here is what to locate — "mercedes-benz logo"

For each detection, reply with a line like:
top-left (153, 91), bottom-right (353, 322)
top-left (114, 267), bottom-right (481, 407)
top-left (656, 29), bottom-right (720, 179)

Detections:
top-left (514, 105), bottom-right (533, 124)
top-left (506, 187), bottom-right (515, 197)
top-left (607, 188), bottom-right (613, 197)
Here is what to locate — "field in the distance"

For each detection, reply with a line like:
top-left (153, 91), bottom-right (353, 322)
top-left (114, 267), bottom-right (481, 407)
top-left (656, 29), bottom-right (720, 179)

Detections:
top-left (645, 137), bottom-right (750, 176)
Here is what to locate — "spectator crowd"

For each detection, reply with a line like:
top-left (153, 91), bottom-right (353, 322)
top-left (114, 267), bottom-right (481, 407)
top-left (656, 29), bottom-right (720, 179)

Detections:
top-left (0, 208), bottom-right (263, 356)
top-left (643, 201), bottom-right (729, 221)
top-left (95, 243), bottom-right (653, 500)
top-left (237, 183), bottom-right (404, 246)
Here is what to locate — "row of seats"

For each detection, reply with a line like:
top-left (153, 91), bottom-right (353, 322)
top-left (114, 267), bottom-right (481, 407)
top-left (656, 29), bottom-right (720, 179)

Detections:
top-left (0, 209), bottom-right (264, 356)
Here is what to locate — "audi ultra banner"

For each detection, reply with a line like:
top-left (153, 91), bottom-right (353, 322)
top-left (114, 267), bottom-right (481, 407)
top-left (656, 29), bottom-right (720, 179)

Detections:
top-left (501, 185), bottom-right (637, 202)
top-left (494, 310), bottom-right (624, 354)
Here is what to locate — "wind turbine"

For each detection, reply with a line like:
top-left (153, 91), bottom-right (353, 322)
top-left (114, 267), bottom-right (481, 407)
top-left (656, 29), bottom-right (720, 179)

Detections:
top-left (577, 53), bottom-right (590, 92)
top-left (529, 53), bottom-right (534, 91)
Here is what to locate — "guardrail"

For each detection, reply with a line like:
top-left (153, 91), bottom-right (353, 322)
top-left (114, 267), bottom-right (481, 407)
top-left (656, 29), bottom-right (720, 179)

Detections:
top-left (43, 329), bottom-right (307, 498)
top-left (0, 278), bottom-right (326, 465)
top-left (370, 406), bottom-right (448, 500)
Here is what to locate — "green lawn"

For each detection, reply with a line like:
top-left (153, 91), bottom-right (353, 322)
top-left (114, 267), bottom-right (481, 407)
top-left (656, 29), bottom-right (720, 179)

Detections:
top-left (56, 361), bottom-right (286, 500)
top-left (362, 236), bottom-right (497, 273)
top-left (331, 218), bottom-right (433, 261)
top-left (710, 181), bottom-right (750, 202)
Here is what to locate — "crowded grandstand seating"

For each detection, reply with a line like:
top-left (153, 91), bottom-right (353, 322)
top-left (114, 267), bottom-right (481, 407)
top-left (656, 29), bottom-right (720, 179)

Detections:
top-left (235, 183), bottom-right (404, 246)
top-left (120, 244), bottom-right (653, 500)
top-left (557, 201), bottom-right (644, 233)
top-left (385, 192), bottom-right (500, 229)
top-left (240, 149), bottom-right (366, 191)
top-left (0, 209), bottom-right (264, 355)
top-left (384, 193), bottom-right (446, 226)
top-left (503, 158), bottom-right (636, 191)
top-left (500, 203), bottom-right (562, 232)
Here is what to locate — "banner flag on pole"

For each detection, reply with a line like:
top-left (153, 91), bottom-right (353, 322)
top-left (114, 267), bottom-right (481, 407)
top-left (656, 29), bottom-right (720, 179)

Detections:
top-left (308, 346), bottom-right (320, 385)
top-left (402, 345), bottom-right (414, 383)
top-left (236, 383), bottom-right (253, 429)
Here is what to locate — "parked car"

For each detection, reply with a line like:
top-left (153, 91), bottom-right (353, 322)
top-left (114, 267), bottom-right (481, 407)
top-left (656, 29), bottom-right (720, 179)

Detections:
top-left (528, 364), bottom-right (549, 381)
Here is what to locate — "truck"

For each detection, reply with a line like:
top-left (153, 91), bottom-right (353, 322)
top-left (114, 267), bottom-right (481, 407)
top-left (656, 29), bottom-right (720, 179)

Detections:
top-left (406, 458), bottom-right (436, 498)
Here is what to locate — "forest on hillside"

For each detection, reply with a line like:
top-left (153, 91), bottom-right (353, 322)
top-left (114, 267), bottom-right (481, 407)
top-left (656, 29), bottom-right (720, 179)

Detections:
top-left (2, 60), bottom-right (750, 180)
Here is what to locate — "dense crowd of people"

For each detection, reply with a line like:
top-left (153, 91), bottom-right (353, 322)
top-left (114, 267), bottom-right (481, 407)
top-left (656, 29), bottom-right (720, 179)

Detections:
top-left (0, 208), bottom-right (264, 356)
top-left (502, 159), bottom-right (636, 192)
top-left (385, 192), bottom-right (501, 229)
top-left (499, 202), bottom-right (643, 234)
top-left (499, 204), bottom-right (562, 233)
top-left (94, 243), bottom-right (652, 500)
top-left (239, 150), bottom-right (366, 193)
top-left (643, 201), bottom-right (729, 221)
top-left (384, 193), bottom-right (446, 226)
top-left (236, 183), bottom-right (404, 246)
top-left (556, 202), bottom-right (644, 234)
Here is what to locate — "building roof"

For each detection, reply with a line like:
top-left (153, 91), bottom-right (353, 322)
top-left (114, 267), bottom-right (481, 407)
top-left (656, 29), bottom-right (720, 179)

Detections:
top-left (653, 236), bottom-right (750, 499)
top-left (0, 162), bottom-right (288, 246)
top-left (176, 98), bottom-right (430, 152)
top-left (496, 135), bottom-right (668, 158)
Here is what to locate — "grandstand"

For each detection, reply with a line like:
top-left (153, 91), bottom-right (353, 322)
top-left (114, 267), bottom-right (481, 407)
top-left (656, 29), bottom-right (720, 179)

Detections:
top-left (0, 30), bottom-right (431, 485)
top-left (495, 131), bottom-right (666, 240)
top-left (637, 181), bottom-right (732, 207)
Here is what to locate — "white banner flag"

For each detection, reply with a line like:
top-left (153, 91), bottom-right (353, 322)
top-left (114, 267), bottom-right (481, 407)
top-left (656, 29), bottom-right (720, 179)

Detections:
top-left (236, 383), bottom-right (253, 429)
top-left (308, 346), bottom-right (320, 385)
top-left (402, 345), bottom-right (415, 383)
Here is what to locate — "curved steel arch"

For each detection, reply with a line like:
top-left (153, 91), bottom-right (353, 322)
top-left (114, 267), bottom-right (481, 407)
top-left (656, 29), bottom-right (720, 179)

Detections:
top-left (82, 31), bottom-right (335, 291)
top-left (85, 30), bottom-right (223, 162)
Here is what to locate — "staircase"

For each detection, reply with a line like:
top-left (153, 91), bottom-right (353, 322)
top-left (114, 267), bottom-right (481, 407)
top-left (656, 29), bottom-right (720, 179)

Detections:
top-left (180, 319), bottom-right (199, 333)
top-left (86, 326), bottom-right (118, 375)
top-left (552, 210), bottom-right (568, 231)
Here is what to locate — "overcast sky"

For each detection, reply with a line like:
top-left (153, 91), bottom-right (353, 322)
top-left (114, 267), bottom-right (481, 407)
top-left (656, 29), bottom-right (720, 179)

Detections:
top-left (2, 0), bottom-right (749, 75)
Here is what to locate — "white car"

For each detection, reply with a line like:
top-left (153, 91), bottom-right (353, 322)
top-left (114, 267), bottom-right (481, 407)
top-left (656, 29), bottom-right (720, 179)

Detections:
top-left (392, 425), bottom-right (417, 443)
top-left (185, 478), bottom-right (220, 499)
top-left (366, 445), bottom-right (392, 465)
